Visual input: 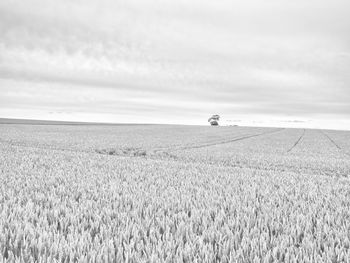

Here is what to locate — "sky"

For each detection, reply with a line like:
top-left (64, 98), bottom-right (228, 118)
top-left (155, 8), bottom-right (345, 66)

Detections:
top-left (0, 0), bottom-right (349, 129)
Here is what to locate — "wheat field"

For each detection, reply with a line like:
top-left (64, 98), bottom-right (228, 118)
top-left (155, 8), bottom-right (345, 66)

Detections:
top-left (0, 122), bottom-right (349, 262)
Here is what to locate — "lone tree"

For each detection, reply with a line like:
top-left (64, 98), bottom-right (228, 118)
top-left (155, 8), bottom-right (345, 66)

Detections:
top-left (208, 115), bottom-right (220, 126)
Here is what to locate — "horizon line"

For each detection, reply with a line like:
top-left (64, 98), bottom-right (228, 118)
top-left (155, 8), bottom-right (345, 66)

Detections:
top-left (0, 117), bottom-right (349, 132)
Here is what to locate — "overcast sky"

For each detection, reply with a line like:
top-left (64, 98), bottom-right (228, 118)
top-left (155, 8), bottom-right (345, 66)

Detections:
top-left (0, 0), bottom-right (349, 129)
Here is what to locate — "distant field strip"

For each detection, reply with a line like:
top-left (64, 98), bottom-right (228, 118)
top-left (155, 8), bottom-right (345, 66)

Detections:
top-left (286, 129), bottom-right (306, 153)
top-left (0, 140), bottom-right (92, 155)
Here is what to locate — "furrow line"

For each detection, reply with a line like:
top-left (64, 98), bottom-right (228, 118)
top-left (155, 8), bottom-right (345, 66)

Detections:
top-left (286, 129), bottom-right (305, 153)
top-left (168, 128), bottom-right (285, 151)
top-left (321, 131), bottom-right (350, 157)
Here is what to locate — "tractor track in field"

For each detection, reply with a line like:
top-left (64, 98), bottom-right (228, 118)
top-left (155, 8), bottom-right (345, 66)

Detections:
top-left (286, 129), bottom-right (305, 153)
top-left (143, 131), bottom-right (260, 152)
top-left (321, 131), bottom-right (350, 157)
top-left (163, 128), bottom-right (285, 152)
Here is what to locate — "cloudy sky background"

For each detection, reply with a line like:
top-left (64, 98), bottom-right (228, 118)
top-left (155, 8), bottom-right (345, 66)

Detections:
top-left (1, 0), bottom-right (349, 129)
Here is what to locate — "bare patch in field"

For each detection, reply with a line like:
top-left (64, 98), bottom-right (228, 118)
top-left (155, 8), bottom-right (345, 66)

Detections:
top-left (95, 147), bottom-right (178, 159)
top-left (95, 147), bottom-right (147, 157)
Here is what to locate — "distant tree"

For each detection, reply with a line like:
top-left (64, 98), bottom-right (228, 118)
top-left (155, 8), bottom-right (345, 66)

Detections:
top-left (208, 115), bottom-right (220, 126)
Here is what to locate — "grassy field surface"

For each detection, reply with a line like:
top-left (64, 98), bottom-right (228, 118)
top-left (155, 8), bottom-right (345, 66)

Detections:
top-left (0, 121), bottom-right (349, 262)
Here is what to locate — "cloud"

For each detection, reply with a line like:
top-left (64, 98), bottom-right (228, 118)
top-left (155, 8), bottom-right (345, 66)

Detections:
top-left (0, 0), bottom-right (349, 128)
